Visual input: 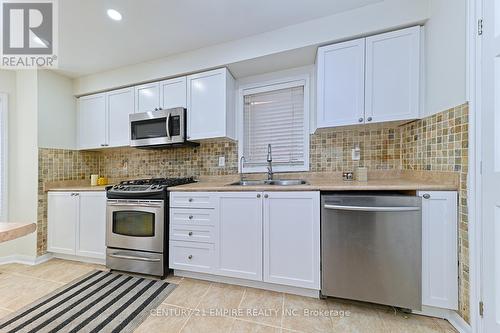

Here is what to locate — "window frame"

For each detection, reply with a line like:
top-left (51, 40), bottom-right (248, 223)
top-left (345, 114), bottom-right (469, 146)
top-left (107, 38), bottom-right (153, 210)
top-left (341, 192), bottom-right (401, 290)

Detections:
top-left (237, 75), bottom-right (310, 174)
top-left (0, 93), bottom-right (8, 222)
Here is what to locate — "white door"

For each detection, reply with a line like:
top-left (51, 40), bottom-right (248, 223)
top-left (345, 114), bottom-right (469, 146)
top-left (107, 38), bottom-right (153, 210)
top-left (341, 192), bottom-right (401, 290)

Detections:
top-left (419, 191), bottom-right (458, 310)
top-left (78, 93), bottom-right (106, 149)
top-left (77, 192), bottom-right (106, 259)
top-left (160, 77), bottom-right (187, 109)
top-left (365, 26), bottom-right (420, 123)
top-left (134, 82), bottom-right (160, 113)
top-left (47, 192), bottom-right (78, 255)
top-left (217, 192), bottom-right (263, 281)
top-left (187, 69), bottom-right (227, 140)
top-left (263, 191), bottom-right (320, 289)
top-left (316, 38), bottom-right (366, 127)
top-left (481, 0), bottom-right (500, 330)
top-left (107, 87), bottom-right (134, 147)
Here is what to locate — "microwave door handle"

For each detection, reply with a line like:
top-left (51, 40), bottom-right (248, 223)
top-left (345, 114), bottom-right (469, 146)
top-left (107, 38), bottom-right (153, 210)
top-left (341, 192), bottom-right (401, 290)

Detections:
top-left (166, 112), bottom-right (171, 139)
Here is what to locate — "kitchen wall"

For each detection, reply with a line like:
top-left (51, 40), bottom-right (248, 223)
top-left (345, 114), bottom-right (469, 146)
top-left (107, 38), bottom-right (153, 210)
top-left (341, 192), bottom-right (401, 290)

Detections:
top-left (36, 102), bottom-right (469, 321)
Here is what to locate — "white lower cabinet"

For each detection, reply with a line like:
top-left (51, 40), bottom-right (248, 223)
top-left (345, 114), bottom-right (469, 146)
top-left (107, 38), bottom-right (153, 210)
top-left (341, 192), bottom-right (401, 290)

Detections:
top-left (419, 191), bottom-right (458, 310)
top-left (169, 191), bottom-right (320, 290)
top-left (217, 192), bottom-right (263, 281)
top-left (48, 191), bottom-right (106, 260)
top-left (263, 192), bottom-right (320, 289)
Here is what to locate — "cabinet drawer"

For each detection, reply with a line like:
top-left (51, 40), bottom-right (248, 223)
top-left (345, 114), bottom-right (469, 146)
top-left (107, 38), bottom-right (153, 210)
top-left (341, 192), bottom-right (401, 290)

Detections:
top-left (169, 241), bottom-right (214, 273)
top-left (170, 225), bottom-right (215, 243)
top-left (170, 192), bottom-right (216, 209)
top-left (170, 208), bottom-right (216, 226)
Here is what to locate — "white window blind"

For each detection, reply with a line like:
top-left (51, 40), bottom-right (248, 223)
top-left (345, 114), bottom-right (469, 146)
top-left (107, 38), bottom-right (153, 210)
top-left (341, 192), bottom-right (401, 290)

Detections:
top-left (243, 84), bottom-right (306, 169)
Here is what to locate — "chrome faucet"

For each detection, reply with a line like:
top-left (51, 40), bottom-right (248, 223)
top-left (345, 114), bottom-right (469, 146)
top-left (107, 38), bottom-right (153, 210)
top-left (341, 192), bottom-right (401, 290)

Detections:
top-left (240, 156), bottom-right (247, 181)
top-left (266, 144), bottom-right (273, 180)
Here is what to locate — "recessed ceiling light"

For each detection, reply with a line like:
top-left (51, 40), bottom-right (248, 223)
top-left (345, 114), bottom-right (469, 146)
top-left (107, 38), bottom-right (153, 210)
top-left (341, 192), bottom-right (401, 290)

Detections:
top-left (107, 9), bottom-right (122, 21)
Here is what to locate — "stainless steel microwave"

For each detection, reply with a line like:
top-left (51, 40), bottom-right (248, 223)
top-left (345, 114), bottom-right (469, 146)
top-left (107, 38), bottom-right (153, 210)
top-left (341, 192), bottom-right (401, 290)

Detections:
top-left (130, 107), bottom-right (186, 148)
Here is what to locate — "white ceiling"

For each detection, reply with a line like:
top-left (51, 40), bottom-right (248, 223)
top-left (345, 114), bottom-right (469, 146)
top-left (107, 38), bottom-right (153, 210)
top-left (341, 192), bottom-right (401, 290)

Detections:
top-left (58, 0), bottom-right (382, 77)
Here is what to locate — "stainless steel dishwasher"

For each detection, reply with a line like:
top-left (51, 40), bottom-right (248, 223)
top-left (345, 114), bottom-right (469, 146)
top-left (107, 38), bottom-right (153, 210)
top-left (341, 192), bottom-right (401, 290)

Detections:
top-left (321, 193), bottom-right (422, 310)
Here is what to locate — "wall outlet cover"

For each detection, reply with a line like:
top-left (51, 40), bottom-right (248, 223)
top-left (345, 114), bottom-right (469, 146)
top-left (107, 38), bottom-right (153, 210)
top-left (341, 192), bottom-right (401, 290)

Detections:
top-left (218, 156), bottom-right (225, 167)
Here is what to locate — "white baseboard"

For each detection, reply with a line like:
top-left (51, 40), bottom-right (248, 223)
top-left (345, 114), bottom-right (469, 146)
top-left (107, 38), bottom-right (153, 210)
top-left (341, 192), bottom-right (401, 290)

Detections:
top-left (52, 253), bottom-right (105, 265)
top-left (0, 253), bottom-right (53, 265)
top-left (174, 270), bottom-right (319, 298)
top-left (415, 306), bottom-right (471, 333)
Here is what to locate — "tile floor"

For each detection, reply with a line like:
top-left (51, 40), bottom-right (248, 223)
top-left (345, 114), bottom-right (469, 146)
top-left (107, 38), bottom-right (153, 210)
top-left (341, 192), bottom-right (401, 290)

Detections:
top-left (0, 258), bottom-right (458, 333)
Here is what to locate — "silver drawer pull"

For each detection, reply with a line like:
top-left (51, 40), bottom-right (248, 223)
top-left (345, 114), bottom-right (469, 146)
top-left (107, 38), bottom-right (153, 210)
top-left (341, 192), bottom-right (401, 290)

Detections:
top-left (188, 215), bottom-right (193, 220)
top-left (188, 255), bottom-right (193, 260)
top-left (188, 231), bottom-right (193, 236)
top-left (109, 253), bottom-right (160, 262)
top-left (324, 204), bottom-right (420, 212)
top-left (422, 194), bottom-right (431, 199)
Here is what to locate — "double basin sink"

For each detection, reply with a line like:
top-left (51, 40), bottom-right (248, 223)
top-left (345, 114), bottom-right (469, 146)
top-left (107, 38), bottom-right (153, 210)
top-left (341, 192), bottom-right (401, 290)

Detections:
top-left (228, 179), bottom-right (308, 186)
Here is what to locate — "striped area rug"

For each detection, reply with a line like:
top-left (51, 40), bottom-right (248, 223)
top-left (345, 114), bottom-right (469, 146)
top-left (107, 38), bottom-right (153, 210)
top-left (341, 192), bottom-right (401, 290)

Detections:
top-left (0, 270), bottom-right (176, 333)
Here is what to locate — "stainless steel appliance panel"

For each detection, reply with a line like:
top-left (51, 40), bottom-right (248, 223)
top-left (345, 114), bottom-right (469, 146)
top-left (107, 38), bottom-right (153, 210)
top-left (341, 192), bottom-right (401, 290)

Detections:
top-left (106, 248), bottom-right (164, 276)
top-left (106, 199), bottom-right (164, 253)
top-left (321, 194), bottom-right (422, 310)
top-left (130, 107), bottom-right (185, 147)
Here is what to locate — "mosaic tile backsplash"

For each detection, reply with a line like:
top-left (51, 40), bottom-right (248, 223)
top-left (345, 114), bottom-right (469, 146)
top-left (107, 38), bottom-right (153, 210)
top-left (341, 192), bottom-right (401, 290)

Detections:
top-left (37, 103), bottom-right (469, 322)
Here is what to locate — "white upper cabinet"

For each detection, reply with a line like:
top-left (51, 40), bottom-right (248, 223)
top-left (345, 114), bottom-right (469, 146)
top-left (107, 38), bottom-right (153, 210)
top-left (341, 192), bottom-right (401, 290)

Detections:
top-left (316, 26), bottom-right (421, 128)
top-left (160, 76), bottom-right (187, 109)
top-left (365, 26), bottom-right (421, 124)
top-left (135, 82), bottom-right (161, 113)
top-left (78, 93), bottom-right (107, 149)
top-left (419, 191), bottom-right (458, 310)
top-left (263, 191), bottom-right (320, 289)
top-left (187, 68), bottom-right (235, 140)
top-left (217, 192), bottom-right (263, 281)
top-left (107, 87), bottom-right (134, 147)
top-left (317, 39), bottom-right (365, 127)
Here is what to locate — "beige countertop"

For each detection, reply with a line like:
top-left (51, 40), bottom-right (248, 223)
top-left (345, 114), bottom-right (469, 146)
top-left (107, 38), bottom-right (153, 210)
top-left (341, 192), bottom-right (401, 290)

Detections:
top-left (0, 222), bottom-right (37, 243)
top-left (44, 171), bottom-right (459, 193)
top-left (169, 171), bottom-right (459, 192)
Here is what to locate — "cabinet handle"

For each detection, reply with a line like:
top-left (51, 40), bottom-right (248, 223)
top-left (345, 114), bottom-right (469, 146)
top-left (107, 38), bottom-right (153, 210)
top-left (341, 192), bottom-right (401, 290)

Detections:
top-left (257, 194), bottom-right (261, 198)
top-left (264, 194), bottom-right (269, 199)
top-left (188, 215), bottom-right (193, 220)
top-left (188, 255), bottom-right (193, 260)
top-left (188, 198), bottom-right (193, 202)
top-left (188, 231), bottom-right (193, 236)
top-left (100, 143), bottom-right (109, 147)
top-left (358, 118), bottom-right (364, 123)
top-left (367, 117), bottom-right (373, 122)
top-left (423, 194), bottom-right (431, 199)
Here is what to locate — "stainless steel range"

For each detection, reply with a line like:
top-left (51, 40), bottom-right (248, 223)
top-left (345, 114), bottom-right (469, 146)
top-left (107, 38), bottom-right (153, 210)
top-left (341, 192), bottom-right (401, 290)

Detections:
top-left (106, 177), bottom-right (195, 277)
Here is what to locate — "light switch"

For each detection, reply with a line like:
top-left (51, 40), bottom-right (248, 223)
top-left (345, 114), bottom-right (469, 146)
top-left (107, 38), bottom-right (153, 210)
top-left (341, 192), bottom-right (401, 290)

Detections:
top-left (218, 156), bottom-right (225, 167)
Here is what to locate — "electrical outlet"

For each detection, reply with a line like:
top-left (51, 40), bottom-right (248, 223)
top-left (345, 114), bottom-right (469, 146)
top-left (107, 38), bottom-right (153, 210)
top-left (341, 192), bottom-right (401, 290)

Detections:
top-left (218, 156), bottom-right (225, 167)
top-left (352, 146), bottom-right (361, 161)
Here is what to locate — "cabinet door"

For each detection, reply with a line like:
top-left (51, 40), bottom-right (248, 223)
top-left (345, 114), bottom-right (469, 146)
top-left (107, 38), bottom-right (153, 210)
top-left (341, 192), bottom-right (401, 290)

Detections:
top-left (77, 192), bottom-right (106, 259)
top-left (187, 68), bottom-right (228, 140)
top-left (160, 77), bottom-right (187, 109)
top-left (107, 87), bottom-right (134, 147)
top-left (78, 93), bottom-right (106, 149)
top-left (263, 192), bottom-right (320, 289)
top-left (216, 192), bottom-right (263, 281)
top-left (316, 38), bottom-right (365, 128)
top-left (134, 82), bottom-right (160, 113)
top-left (419, 191), bottom-right (458, 310)
top-left (365, 26), bottom-right (420, 123)
top-left (48, 192), bottom-right (78, 255)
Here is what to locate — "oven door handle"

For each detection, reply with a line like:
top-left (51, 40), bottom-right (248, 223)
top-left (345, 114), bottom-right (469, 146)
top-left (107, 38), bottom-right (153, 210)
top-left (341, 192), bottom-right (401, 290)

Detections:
top-left (109, 253), bottom-right (161, 262)
top-left (166, 112), bottom-right (171, 139)
top-left (323, 204), bottom-right (420, 212)
top-left (107, 202), bottom-right (163, 208)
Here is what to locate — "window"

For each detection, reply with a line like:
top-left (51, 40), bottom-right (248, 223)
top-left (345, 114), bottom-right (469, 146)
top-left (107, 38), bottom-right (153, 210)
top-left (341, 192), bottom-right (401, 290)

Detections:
top-left (239, 78), bottom-right (309, 173)
top-left (0, 94), bottom-right (7, 222)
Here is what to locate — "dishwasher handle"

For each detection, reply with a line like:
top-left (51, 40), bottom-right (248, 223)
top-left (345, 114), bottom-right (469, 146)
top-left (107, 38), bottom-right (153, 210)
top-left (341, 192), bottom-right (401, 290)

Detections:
top-left (324, 204), bottom-right (420, 212)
